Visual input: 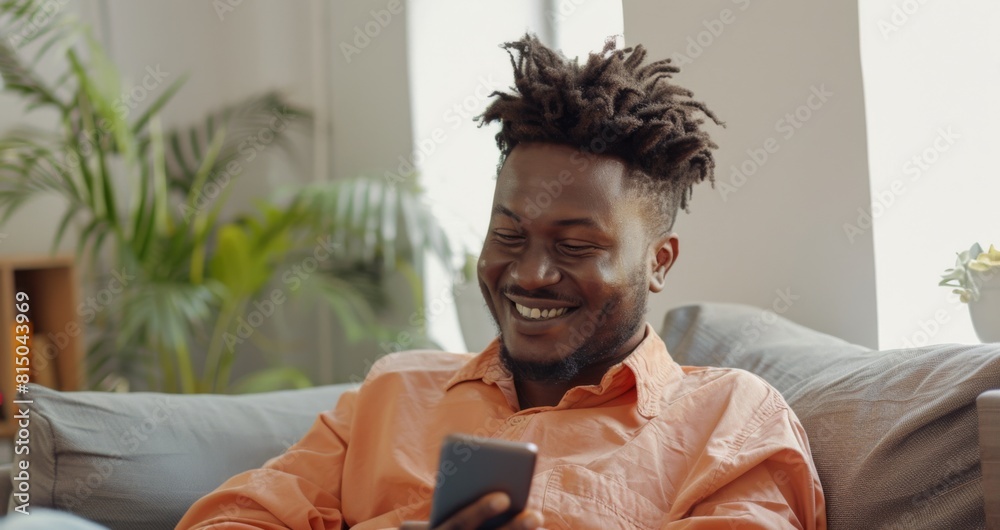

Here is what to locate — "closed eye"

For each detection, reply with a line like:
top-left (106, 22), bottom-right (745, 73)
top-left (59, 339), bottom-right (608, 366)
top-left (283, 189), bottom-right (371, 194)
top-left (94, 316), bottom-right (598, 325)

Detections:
top-left (560, 243), bottom-right (599, 255)
top-left (493, 231), bottom-right (524, 243)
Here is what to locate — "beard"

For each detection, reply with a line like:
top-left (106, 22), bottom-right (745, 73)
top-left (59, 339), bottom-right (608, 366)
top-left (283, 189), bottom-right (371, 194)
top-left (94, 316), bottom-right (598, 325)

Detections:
top-left (496, 270), bottom-right (649, 383)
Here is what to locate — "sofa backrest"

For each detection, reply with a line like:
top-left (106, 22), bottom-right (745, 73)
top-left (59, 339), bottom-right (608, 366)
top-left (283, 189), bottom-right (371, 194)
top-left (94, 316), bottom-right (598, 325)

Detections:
top-left (662, 302), bottom-right (1000, 530)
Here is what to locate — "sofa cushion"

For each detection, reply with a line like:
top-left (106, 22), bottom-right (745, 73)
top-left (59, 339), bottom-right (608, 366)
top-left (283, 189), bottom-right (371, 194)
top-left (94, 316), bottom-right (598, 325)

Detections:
top-left (9, 383), bottom-right (356, 530)
top-left (661, 302), bottom-right (1000, 530)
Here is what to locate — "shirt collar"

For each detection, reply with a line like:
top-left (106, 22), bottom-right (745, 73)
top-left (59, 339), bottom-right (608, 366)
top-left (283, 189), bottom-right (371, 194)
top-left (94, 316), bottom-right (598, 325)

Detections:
top-left (444, 323), bottom-right (681, 418)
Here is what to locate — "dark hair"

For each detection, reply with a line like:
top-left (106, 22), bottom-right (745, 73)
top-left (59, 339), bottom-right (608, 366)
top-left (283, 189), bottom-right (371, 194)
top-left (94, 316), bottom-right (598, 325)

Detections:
top-left (478, 34), bottom-right (723, 230)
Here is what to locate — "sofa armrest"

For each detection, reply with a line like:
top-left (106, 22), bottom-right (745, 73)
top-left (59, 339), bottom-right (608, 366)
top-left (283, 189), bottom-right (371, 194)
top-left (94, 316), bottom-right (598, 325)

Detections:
top-left (979, 389), bottom-right (1000, 530)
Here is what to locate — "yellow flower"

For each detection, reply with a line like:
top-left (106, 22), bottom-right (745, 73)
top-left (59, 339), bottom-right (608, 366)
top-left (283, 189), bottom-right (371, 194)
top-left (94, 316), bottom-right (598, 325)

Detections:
top-left (969, 244), bottom-right (1000, 272)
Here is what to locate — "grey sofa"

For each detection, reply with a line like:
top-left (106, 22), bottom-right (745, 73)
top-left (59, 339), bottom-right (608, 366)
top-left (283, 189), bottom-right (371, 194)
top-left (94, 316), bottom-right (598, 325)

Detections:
top-left (0, 303), bottom-right (997, 529)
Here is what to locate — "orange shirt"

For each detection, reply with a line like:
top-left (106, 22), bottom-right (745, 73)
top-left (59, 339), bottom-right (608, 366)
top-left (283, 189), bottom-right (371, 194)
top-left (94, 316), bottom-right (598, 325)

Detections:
top-left (177, 324), bottom-right (826, 529)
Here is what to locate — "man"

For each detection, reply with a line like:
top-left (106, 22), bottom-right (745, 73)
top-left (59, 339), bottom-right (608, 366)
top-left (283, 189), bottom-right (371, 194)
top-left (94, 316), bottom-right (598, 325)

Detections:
top-left (178, 34), bottom-right (826, 529)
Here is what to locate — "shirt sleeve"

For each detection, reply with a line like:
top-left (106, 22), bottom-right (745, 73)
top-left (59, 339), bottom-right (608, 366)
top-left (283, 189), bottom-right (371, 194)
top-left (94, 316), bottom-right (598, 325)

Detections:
top-left (665, 392), bottom-right (827, 529)
top-left (175, 389), bottom-right (357, 530)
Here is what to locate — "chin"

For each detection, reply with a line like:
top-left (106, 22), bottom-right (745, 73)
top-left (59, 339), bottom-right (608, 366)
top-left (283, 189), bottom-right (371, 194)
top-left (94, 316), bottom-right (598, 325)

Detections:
top-left (498, 337), bottom-right (582, 383)
top-left (501, 339), bottom-right (561, 365)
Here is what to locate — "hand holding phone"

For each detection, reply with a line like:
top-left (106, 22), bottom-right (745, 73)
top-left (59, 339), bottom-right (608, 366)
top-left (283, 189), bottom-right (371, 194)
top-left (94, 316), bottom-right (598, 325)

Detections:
top-left (400, 492), bottom-right (543, 530)
top-left (425, 434), bottom-right (539, 530)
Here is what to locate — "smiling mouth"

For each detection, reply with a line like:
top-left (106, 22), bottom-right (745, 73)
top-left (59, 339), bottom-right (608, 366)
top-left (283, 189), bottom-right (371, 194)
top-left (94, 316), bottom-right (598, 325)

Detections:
top-left (511, 301), bottom-right (577, 321)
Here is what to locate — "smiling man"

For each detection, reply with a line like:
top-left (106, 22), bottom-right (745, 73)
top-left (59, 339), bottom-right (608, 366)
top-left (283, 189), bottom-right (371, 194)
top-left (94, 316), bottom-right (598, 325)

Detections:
top-left (178, 35), bottom-right (826, 530)
top-left (482, 143), bottom-right (668, 411)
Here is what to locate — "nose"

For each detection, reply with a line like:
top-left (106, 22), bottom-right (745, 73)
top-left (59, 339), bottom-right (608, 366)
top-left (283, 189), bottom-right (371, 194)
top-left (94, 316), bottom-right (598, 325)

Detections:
top-left (509, 244), bottom-right (560, 291)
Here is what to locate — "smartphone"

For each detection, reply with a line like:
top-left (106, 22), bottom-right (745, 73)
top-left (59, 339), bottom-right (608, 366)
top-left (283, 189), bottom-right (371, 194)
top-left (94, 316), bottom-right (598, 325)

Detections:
top-left (429, 433), bottom-right (538, 529)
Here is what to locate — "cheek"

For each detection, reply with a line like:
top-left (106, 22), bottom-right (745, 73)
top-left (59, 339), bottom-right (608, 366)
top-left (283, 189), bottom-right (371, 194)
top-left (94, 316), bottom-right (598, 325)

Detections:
top-left (477, 246), bottom-right (507, 289)
top-left (578, 257), bottom-right (644, 302)
top-left (568, 264), bottom-right (616, 304)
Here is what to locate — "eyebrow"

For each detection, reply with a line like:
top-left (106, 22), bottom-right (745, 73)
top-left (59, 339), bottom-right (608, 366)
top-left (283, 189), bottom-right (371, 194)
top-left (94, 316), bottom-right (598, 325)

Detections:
top-left (493, 205), bottom-right (604, 230)
top-left (493, 205), bottom-right (521, 221)
top-left (551, 217), bottom-right (602, 229)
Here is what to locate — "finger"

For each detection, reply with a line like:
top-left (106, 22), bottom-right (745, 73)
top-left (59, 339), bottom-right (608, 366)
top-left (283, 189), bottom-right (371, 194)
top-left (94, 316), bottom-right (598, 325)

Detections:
top-left (499, 509), bottom-right (544, 530)
top-left (399, 522), bottom-right (430, 530)
top-left (439, 492), bottom-right (510, 530)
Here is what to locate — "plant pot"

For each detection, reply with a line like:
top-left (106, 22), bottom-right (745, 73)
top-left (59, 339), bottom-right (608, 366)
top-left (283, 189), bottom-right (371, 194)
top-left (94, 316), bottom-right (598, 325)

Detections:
top-left (969, 270), bottom-right (1000, 343)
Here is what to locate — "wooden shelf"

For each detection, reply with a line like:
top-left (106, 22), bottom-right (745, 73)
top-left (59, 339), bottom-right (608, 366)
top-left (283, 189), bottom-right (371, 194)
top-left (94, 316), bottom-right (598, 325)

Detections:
top-left (0, 256), bottom-right (83, 437)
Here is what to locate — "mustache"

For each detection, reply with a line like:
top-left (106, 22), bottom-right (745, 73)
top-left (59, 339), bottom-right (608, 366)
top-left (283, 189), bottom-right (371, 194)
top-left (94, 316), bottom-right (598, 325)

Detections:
top-left (502, 285), bottom-right (580, 305)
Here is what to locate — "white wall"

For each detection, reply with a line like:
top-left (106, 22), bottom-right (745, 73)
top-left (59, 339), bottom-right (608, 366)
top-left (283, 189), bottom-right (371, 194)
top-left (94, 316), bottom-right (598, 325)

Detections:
top-left (624, 1), bottom-right (879, 347)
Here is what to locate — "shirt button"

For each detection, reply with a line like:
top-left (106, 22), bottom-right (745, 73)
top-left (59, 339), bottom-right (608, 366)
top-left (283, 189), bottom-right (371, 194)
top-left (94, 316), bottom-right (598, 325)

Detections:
top-left (508, 416), bottom-right (524, 425)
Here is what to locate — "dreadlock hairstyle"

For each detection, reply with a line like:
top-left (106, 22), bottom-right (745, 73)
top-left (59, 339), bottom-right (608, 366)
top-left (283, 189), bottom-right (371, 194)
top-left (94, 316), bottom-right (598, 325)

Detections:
top-left (478, 34), bottom-right (723, 231)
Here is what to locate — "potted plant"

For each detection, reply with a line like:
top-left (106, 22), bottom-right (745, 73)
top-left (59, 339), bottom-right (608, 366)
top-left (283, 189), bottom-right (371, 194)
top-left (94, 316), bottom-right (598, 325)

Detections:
top-left (0, 1), bottom-right (467, 392)
top-left (940, 243), bottom-right (1000, 343)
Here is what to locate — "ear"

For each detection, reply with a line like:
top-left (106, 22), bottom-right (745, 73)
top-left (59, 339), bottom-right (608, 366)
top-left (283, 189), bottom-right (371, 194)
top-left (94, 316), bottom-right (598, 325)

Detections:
top-left (649, 233), bottom-right (679, 293)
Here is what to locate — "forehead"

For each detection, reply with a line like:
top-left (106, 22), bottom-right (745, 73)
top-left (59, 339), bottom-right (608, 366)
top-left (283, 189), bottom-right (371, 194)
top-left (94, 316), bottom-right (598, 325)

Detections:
top-left (493, 143), bottom-right (632, 222)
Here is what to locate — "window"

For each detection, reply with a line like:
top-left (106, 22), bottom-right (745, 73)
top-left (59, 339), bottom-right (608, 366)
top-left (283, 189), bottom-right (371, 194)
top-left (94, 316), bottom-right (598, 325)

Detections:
top-left (859, 1), bottom-right (1000, 347)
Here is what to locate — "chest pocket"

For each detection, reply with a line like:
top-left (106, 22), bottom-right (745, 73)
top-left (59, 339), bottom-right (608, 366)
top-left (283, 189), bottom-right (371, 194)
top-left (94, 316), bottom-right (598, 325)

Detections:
top-left (540, 464), bottom-right (665, 530)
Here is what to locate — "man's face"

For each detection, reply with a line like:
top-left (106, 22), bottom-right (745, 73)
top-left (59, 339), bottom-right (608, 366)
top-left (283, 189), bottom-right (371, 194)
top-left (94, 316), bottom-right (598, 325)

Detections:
top-left (477, 142), bottom-right (676, 383)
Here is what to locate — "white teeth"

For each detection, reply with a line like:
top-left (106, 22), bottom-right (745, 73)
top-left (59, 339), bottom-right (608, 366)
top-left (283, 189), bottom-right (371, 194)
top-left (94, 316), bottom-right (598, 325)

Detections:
top-left (514, 303), bottom-right (568, 320)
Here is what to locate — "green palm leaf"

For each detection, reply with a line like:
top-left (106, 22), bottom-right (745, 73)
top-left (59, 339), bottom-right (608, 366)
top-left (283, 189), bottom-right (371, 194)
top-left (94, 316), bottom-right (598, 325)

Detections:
top-left (0, 0), bottom-right (69, 110)
top-left (291, 177), bottom-right (465, 281)
top-left (148, 91), bottom-right (309, 194)
top-left (115, 279), bottom-right (219, 390)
